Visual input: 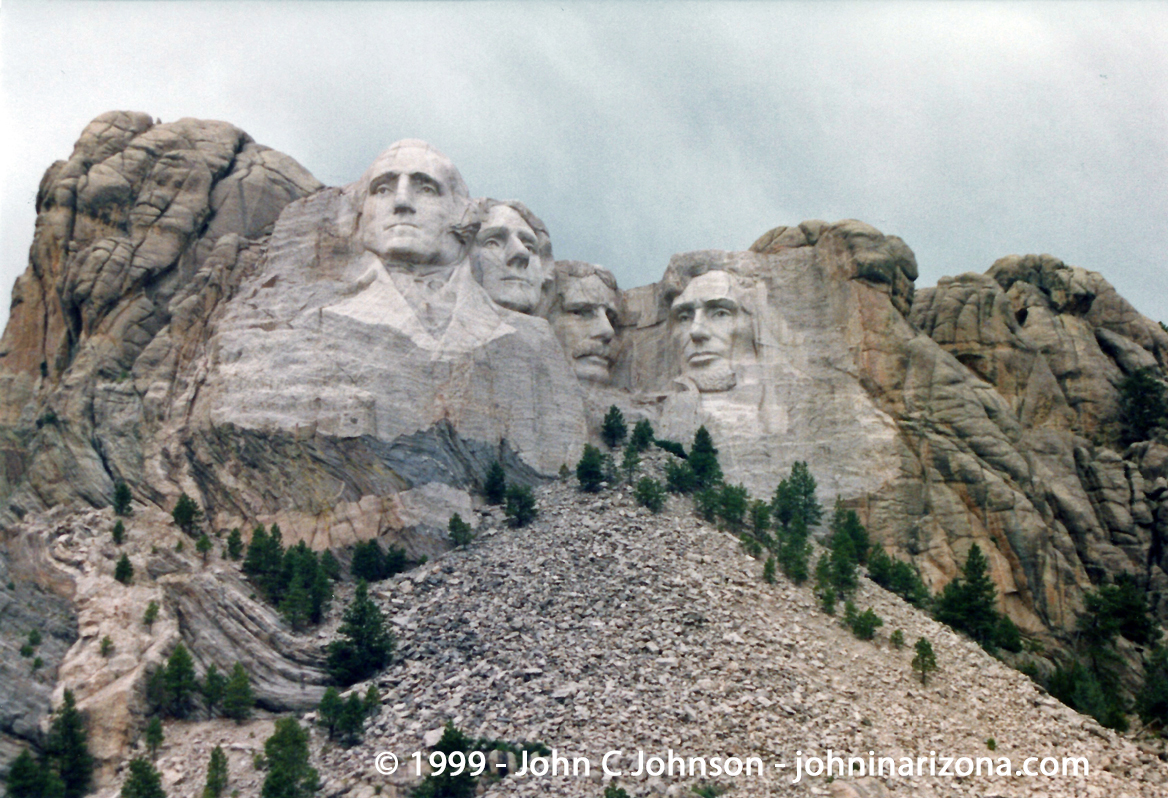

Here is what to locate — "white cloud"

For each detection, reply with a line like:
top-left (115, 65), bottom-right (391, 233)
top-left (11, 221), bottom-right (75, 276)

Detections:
top-left (2, 1), bottom-right (1166, 334)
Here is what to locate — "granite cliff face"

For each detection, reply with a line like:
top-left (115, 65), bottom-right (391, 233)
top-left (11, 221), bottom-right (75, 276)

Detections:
top-left (2, 113), bottom-right (1168, 781)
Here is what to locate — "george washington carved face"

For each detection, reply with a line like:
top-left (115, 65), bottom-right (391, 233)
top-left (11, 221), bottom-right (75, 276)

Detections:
top-left (670, 270), bottom-right (756, 392)
top-left (357, 141), bottom-right (469, 269)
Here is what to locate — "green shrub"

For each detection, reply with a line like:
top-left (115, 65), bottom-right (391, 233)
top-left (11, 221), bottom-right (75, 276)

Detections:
top-left (448, 514), bottom-right (473, 547)
top-left (100, 636), bottom-right (114, 657)
top-left (1118, 366), bottom-right (1168, 444)
top-left (576, 444), bottom-right (605, 493)
top-left (665, 459), bottom-right (696, 494)
top-left (144, 716), bottom-right (164, 758)
top-left (849, 607), bottom-right (883, 640)
top-left (223, 663), bottom-right (254, 723)
top-left (143, 601), bottom-right (159, 629)
top-left (113, 480), bottom-right (133, 516)
top-left (715, 483), bottom-right (749, 532)
top-left (654, 439), bottom-right (687, 459)
top-left (890, 629), bottom-right (905, 649)
top-left (867, 544), bottom-right (930, 607)
top-left (634, 478), bottom-right (665, 513)
top-left (694, 487), bottom-right (719, 523)
top-left (226, 528), bottom-right (243, 560)
top-left (112, 520), bottom-right (126, 545)
top-left (411, 723), bottom-right (477, 798)
top-left (483, 461), bottom-right (507, 505)
top-left (762, 556), bottom-right (776, 585)
top-left (620, 440), bottom-right (640, 483)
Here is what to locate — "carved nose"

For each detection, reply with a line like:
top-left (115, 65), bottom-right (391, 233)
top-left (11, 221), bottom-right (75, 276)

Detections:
top-left (689, 315), bottom-right (710, 342)
top-left (505, 237), bottom-right (530, 270)
top-left (393, 181), bottom-right (415, 213)
top-left (592, 313), bottom-right (614, 342)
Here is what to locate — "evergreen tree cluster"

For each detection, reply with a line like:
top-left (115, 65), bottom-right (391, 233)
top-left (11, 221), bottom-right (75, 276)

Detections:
top-left (504, 484), bottom-right (538, 528)
top-left (317, 685), bottom-right (380, 746)
top-left (350, 539), bottom-right (407, 583)
top-left (933, 544), bottom-right (1021, 654)
top-left (6, 690), bottom-right (93, 798)
top-left (867, 544), bottom-right (930, 607)
top-left (171, 493), bottom-right (203, 536)
top-left (1045, 572), bottom-right (1163, 731)
top-left (145, 645), bottom-right (254, 722)
top-left (243, 525), bottom-right (338, 629)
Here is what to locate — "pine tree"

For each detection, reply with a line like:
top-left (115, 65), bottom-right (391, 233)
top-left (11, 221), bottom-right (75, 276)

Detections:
top-left (576, 444), bottom-right (605, 492)
top-left (327, 580), bottom-right (395, 685)
top-left (912, 637), bottom-right (938, 686)
top-left (115, 554), bottom-right (134, 585)
top-left (620, 440), bottom-right (640, 483)
top-left (788, 462), bottom-right (822, 528)
top-left (222, 663), bottom-right (254, 723)
top-left (196, 534), bottom-right (213, 565)
top-left (144, 717), bottom-right (164, 759)
top-left (664, 459), bottom-right (696, 494)
top-left (688, 426), bottom-right (721, 490)
top-left (504, 485), bottom-right (537, 528)
top-left (46, 690), bottom-right (93, 798)
top-left (164, 643), bottom-right (199, 719)
top-left (5, 748), bottom-right (62, 798)
top-left (317, 687), bottom-right (343, 740)
top-left (226, 528), bottom-right (244, 560)
top-left (202, 746), bottom-right (229, 798)
top-left (309, 566), bottom-right (332, 626)
top-left (762, 556), bottom-right (776, 584)
top-left (601, 405), bottom-right (627, 449)
top-left (120, 757), bottom-right (166, 798)
top-left (350, 540), bottom-right (386, 582)
top-left (716, 483), bottom-right (748, 532)
top-left (630, 419), bottom-right (655, 452)
top-left (202, 664), bottom-right (227, 719)
top-left (634, 477), bottom-right (665, 513)
top-left (113, 480), bottom-right (133, 516)
top-left (337, 694), bottom-right (368, 746)
top-left (280, 565), bottom-right (312, 631)
top-left (172, 493), bottom-right (203, 535)
top-left (1137, 646), bottom-right (1168, 727)
top-left (143, 601), bottom-right (159, 630)
top-left (934, 543), bottom-right (999, 650)
top-left (112, 520), bottom-right (126, 545)
top-left (320, 550), bottom-right (341, 581)
top-left (261, 719), bottom-right (318, 798)
top-left (483, 461), bottom-right (507, 505)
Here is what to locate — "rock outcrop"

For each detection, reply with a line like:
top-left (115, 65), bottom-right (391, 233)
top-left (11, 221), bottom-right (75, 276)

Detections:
top-left (3, 113), bottom-right (1168, 785)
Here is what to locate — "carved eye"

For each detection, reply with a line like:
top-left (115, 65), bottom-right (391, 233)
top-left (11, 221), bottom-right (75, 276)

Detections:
top-left (710, 307), bottom-right (733, 319)
top-left (374, 183), bottom-right (392, 195)
top-left (418, 183), bottom-right (437, 195)
top-left (675, 310), bottom-right (694, 323)
top-left (482, 236), bottom-right (502, 249)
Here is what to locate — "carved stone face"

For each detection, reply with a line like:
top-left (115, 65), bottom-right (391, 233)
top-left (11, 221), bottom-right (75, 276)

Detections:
top-left (552, 274), bottom-right (619, 384)
top-left (475, 205), bottom-right (542, 313)
top-left (670, 270), bottom-right (755, 392)
top-left (358, 144), bottom-right (465, 267)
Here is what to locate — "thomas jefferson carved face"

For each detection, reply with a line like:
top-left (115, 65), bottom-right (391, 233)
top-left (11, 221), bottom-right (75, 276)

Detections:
top-left (475, 205), bottom-right (542, 313)
top-left (670, 270), bottom-right (755, 392)
top-left (552, 273), bottom-right (619, 384)
top-left (358, 142), bottom-right (467, 268)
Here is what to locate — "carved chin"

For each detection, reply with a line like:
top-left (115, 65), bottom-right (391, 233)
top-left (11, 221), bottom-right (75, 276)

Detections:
top-left (690, 365), bottom-right (737, 393)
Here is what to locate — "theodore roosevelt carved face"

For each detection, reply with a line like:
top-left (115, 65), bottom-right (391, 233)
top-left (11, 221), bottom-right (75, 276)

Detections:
top-left (670, 270), bottom-right (756, 393)
top-left (473, 201), bottom-right (549, 314)
top-left (357, 140), bottom-right (470, 269)
top-left (550, 262), bottom-right (620, 384)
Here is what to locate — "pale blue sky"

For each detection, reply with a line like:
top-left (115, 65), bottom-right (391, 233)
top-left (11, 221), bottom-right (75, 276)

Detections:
top-left (2, 1), bottom-right (1166, 332)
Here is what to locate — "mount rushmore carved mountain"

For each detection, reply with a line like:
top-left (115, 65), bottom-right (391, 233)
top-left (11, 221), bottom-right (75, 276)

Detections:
top-left (1, 112), bottom-right (1167, 791)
